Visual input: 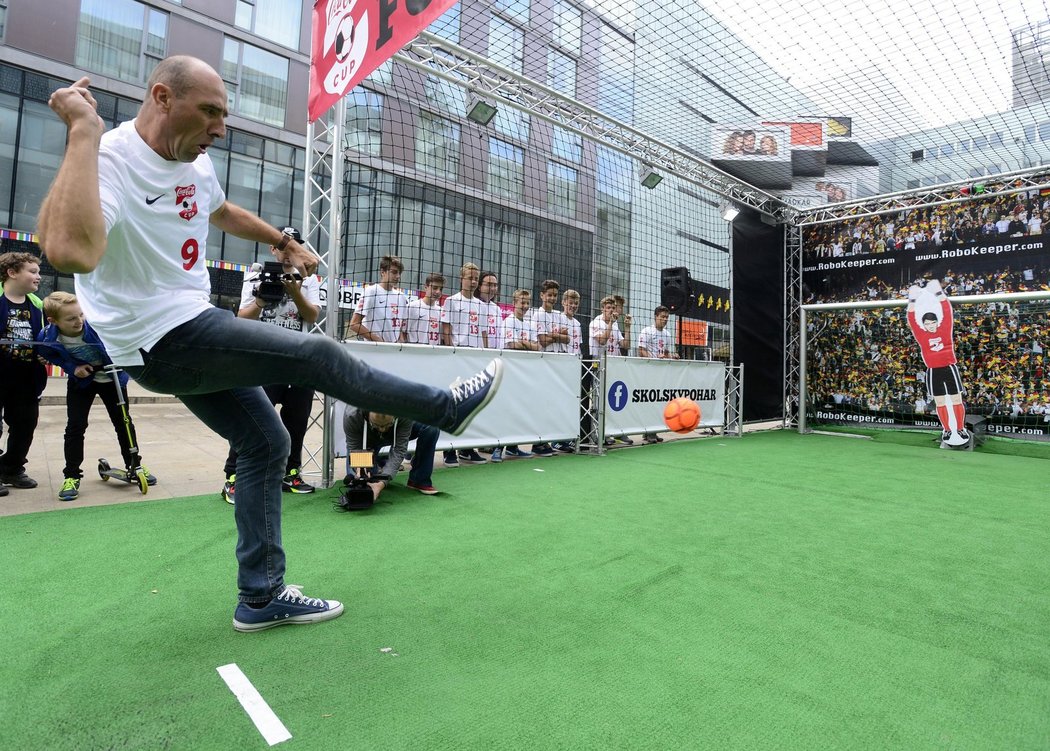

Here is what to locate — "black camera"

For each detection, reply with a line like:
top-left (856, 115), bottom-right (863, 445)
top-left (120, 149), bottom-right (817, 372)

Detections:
top-left (254, 262), bottom-right (303, 304)
top-left (336, 469), bottom-right (389, 512)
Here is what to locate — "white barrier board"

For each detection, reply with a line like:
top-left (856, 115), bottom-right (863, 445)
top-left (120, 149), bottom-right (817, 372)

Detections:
top-left (602, 357), bottom-right (725, 436)
top-left (331, 342), bottom-right (581, 455)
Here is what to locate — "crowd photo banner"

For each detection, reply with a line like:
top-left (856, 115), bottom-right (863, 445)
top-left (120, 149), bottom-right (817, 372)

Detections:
top-left (309, 0), bottom-right (459, 122)
top-left (603, 358), bottom-right (725, 437)
top-left (801, 174), bottom-right (1050, 440)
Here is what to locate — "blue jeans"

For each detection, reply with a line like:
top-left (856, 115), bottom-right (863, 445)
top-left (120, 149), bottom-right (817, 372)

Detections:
top-left (407, 423), bottom-right (439, 486)
top-left (124, 308), bottom-right (455, 602)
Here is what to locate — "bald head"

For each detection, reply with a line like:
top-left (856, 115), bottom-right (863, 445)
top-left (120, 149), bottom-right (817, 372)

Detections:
top-left (146, 55), bottom-right (219, 99)
top-left (136, 55), bottom-right (228, 162)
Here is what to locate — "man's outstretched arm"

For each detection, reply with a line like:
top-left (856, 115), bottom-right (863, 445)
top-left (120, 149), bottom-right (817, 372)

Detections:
top-left (37, 77), bottom-right (107, 273)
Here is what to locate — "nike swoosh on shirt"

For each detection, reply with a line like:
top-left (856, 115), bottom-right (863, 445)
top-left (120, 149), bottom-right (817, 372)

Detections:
top-left (145, 194), bottom-right (165, 205)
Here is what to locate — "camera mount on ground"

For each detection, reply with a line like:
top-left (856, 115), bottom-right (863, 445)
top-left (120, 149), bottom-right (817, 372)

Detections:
top-left (336, 450), bottom-right (382, 511)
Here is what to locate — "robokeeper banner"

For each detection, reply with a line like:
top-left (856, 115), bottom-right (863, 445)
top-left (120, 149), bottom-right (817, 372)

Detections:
top-left (811, 404), bottom-right (1050, 441)
top-left (602, 358), bottom-right (725, 437)
top-left (801, 177), bottom-right (1050, 303)
top-left (802, 234), bottom-right (1049, 300)
top-left (309, 0), bottom-right (459, 122)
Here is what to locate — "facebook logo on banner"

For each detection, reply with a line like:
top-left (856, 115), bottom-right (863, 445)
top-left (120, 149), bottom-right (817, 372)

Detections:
top-left (608, 381), bottom-right (629, 411)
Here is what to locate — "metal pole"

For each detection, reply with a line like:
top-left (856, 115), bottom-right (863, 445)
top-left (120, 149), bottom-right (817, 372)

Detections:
top-left (798, 307), bottom-right (807, 434)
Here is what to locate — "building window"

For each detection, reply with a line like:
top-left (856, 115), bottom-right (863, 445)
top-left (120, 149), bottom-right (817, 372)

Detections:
top-left (957, 139), bottom-right (971, 153)
top-left (1038, 121), bottom-right (1050, 142)
top-left (552, 0), bottom-right (581, 54)
top-left (939, 143), bottom-right (953, 158)
top-left (492, 0), bottom-right (529, 25)
top-left (906, 179), bottom-right (920, 189)
top-left (598, 26), bottom-right (634, 124)
top-left (548, 161), bottom-right (578, 218)
top-left (488, 138), bottom-right (524, 199)
top-left (430, 2), bottom-right (459, 44)
top-left (0, 0), bottom-right (8, 39)
top-left (493, 106), bottom-right (530, 143)
top-left (987, 164), bottom-right (1001, 175)
top-left (234, 0), bottom-right (301, 50)
top-left (972, 134), bottom-right (989, 150)
top-left (551, 123), bottom-right (582, 163)
top-left (416, 111), bottom-right (460, 180)
top-left (910, 149), bottom-right (924, 162)
top-left (76, 0), bottom-right (168, 84)
top-left (968, 167), bottom-right (983, 178)
top-left (548, 49), bottom-right (577, 98)
top-left (424, 71), bottom-right (465, 116)
top-left (489, 16), bottom-right (524, 72)
top-left (222, 38), bottom-right (289, 127)
top-left (1024, 124), bottom-right (1038, 143)
top-left (345, 88), bottom-right (383, 156)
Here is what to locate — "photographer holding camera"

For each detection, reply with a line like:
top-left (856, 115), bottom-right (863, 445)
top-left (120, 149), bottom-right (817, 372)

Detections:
top-left (342, 405), bottom-right (441, 508)
top-left (220, 226), bottom-right (321, 503)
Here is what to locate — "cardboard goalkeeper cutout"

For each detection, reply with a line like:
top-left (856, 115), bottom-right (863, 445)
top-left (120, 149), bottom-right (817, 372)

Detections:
top-left (906, 279), bottom-right (970, 447)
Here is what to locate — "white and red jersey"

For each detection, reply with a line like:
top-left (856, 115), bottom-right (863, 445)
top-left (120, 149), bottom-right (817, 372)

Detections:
top-left (908, 298), bottom-right (957, 368)
top-left (354, 284), bottom-right (408, 342)
top-left (560, 313), bottom-right (583, 357)
top-left (81, 120), bottom-right (224, 365)
top-left (531, 307), bottom-right (563, 352)
top-left (588, 316), bottom-right (623, 357)
top-left (405, 297), bottom-right (443, 345)
top-left (638, 326), bottom-right (674, 358)
top-left (501, 313), bottom-right (537, 349)
top-left (481, 299), bottom-right (503, 349)
top-left (442, 292), bottom-right (485, 348)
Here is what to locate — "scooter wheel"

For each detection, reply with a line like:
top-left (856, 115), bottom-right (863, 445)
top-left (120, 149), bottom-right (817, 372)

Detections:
top-left (98, 458), bottom-right (111, 481)
top-left (133, 467), bottom-right (149, 495)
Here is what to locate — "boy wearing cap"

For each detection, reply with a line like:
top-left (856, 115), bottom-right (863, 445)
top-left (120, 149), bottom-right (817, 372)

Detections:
top-left (220, 227), bottom-right (322, 503)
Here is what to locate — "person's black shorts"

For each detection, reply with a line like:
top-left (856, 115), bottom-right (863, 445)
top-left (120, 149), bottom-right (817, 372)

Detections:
top-left (925, 363), bottom-right (963, 399)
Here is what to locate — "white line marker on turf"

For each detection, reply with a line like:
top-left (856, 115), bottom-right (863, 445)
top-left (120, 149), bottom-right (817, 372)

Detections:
top-left (217, 663), bottom-right (292, 746)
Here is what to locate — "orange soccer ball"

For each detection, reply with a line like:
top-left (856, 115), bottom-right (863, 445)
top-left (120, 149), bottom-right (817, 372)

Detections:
top-left (663, 397), bottom-right (701, 434)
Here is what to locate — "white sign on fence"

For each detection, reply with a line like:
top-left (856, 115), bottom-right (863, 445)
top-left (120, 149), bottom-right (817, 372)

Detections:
top-left (602, 357), bottom-right (725, 437)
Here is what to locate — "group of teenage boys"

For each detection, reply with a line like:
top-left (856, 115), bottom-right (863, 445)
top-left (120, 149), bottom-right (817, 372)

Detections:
top-left (341, 256), bottom-right (681, 487)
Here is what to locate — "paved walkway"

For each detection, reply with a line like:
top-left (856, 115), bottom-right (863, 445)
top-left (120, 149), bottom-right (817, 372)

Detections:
top-left (4, 377), bottom-right (753, 517)
top-left (2, 378), bottom-right (325, 516)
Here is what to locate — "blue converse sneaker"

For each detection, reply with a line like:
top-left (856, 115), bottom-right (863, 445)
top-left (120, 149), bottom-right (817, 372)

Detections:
top-left (232, 584), bottom-right (344, 632)
top-left (490, 447), bottom-right (503, 463)
top-left (445, 359), bottom-right (504, 435)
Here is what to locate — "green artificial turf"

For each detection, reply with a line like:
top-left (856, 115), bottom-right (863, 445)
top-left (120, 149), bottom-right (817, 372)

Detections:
top-left (3, 430), bottom-right (1049, 750)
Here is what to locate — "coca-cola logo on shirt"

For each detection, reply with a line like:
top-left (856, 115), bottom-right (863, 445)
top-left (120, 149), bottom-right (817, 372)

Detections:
top-left (176, 184), bottom-right (198, 221)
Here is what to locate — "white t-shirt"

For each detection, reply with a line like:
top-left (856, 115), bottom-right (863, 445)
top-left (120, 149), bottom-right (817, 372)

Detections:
top-left (405, 297), bottom-right (443, 345)
top-left (441, 292), bottom-right (485, 348)
top-left (502, 313), bottom-right (537, 349)
top-left (239, 271), bottom-right (321, 333)
top-left (560, 313), bottom-right (583, 357)
top-left (531, 308), bottom-right (562, 352)
top-left (354, 284), bottom-right (408, 342)
top-left (638, 325), bottom-right (674, 358)
top-left (78, 119), bottom-right (224, 365)
top-left (588, 316), bottom-right (623, 357)
top-left (481, 299), bottom-right (503, 349)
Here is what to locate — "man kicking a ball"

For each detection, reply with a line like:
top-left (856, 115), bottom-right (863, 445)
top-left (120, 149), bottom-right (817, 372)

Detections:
top-left (906, 278), bottom-right (970, 447)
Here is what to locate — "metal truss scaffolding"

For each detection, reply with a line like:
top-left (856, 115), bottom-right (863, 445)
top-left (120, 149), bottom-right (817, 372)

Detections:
top-left (579, 359), bottom-right (606, 456)
top-left (783, 225), bottom-right (803, 428)
top-left (795, 167), bottom-right (1050, 227)
top-left (302, 97), bottom-right (347, 489)
top-left (396, 32), bottom-right (790, 220)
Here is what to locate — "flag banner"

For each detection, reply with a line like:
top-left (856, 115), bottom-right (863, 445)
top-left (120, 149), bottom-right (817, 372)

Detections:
top-left (309, 0), bottom-right (459, 122)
